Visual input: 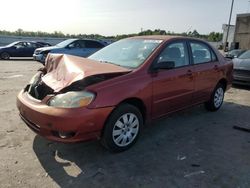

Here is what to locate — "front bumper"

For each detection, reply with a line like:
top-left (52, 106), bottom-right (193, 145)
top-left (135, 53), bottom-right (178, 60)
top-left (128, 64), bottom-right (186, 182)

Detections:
top-left (16, 90), bottom-right (114, 142)
top-left (33, 54), bottom-right (44, 62)
top-left (233, 69), bottom-right (250, 86)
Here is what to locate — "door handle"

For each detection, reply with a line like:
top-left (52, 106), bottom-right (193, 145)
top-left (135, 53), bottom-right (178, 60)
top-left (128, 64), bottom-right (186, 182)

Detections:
top-left (186, 70), bottom-right (193, 76)
top-left (214, 65), bottom-right (219, 71)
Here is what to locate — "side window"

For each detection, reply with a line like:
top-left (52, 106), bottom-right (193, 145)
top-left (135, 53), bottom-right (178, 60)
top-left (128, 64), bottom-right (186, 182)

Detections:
top-left (26, 42), bottom-right (36, 48)
top-left (190, 42), bottom-right (213, 64)
top-left (68, 41), bottom-right (81, 48)
top-left (157, 42), bottom-right (189, 68)
top-left (29, 43), bottom-right (42, 48)
top-left (78, 40), bottom-right (86, 48)
top-left (15, 42), bottom-right (25, 48)
top-left (85, 41), bottom-right (105, 48)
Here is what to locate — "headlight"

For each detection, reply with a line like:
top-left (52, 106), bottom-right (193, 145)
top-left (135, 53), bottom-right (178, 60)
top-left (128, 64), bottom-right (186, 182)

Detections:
top-left (48, 91), bottom-right (95, 108)
top-left (42, 50), bottom-right (49, 54)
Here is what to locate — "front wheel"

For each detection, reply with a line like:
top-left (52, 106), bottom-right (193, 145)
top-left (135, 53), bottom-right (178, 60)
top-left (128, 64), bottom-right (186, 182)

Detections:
top-left (101, 104), bottom-right (143, 152)
top-left (205, 83), bottom-right (225, 111)
top-left (1, 52), bottom-right (10, 60)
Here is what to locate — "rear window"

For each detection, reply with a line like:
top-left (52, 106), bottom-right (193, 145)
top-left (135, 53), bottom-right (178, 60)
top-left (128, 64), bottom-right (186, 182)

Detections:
top-left (190, 42), bottom-right (217, 64)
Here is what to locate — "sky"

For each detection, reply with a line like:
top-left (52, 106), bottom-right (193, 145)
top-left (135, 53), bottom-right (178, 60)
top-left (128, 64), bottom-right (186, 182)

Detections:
top-left (0, 0), bottom-right (249, 36)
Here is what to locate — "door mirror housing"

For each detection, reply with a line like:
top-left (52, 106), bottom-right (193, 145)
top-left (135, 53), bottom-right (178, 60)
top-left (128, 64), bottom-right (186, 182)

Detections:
top-left (154, 61), bottom-right (175, 70)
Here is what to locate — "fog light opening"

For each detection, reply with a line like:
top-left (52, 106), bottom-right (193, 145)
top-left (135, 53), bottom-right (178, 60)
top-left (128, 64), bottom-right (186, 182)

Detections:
top-left (53, 131), bottom-right (75, 139)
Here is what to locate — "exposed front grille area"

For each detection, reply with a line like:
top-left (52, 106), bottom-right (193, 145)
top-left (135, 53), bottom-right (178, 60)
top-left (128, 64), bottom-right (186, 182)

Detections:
top-left (25, 72), bottom-right (54, 100)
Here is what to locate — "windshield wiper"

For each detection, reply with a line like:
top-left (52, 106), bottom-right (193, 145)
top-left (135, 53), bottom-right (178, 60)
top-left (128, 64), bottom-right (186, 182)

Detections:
top-left (99, 60), bottom-right (121, 66)
top-left (99, 60), bottom-right (111, 64)
top-left (99, 60), bottom-right (133, 69)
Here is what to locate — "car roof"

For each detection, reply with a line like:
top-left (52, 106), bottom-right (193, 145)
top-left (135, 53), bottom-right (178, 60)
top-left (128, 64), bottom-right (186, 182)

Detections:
top-left (77, 38), bottom-right (107, 45)
top-left (77, 38), bottom-right (105, 42)
top-left (15, 41), bottom-right (37, 43)
top-left (129, 35), bottom-right (206, 42)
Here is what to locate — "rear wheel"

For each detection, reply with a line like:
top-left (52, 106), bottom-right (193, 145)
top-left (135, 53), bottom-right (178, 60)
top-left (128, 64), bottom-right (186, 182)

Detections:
top-left (205, 83), bottom-right (225, 111)
top-left (101, 104), bottom-right (143, 152)
top-left (1, 52), bottom-right (10, 60)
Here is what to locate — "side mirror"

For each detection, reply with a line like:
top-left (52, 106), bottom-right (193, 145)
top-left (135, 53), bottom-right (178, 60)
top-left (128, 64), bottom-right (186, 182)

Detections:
top-left (154, 61), bottom-right (175, 70)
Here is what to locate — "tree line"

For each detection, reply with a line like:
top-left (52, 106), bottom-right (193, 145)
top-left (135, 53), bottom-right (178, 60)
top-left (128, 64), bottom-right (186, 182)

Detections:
top-left (0, 28), bottom-right (222, 42)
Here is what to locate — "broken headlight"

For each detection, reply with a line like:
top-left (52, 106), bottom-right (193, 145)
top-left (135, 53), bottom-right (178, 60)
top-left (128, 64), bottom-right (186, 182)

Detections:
top-left (48, 91), bottom-right (95, 108)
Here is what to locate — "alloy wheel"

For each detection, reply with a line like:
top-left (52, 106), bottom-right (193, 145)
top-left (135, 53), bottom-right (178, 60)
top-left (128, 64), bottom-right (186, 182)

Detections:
top-left (112, 113), bottom-right (139, 147)
top-left (1, 52), bottom-right (10, 60)
top-left (214, 87), bottom-right (224, 108)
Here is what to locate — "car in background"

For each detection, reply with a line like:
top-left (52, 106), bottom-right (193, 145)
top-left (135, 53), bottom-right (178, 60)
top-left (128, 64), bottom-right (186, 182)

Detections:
top-left (225, 49), bottom-right (246, 59)
top-left (233, 50), bottom-right (250, 85)
top-left (33, 39), bottom-right (107, 64)
top-left (0, 41), bottom-right (45, 60)
top-left (34, 41), bottom-right (51, 47)
top-left (17, 36), bottom-right (233, 152)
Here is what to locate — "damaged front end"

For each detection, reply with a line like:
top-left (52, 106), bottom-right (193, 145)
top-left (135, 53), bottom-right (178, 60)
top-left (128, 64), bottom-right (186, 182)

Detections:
top-left (25, 54), bottom-right (131, 102)
top-left (25, 71), bottom-right (53, 100)
top-left (25, 71), bottom-right (128, 101)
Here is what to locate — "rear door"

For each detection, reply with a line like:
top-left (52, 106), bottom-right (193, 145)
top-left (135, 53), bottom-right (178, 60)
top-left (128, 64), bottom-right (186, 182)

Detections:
top-left (188, 41), bottom-right (220, 103)
top-left (152, 40), bottom-right (195, 118)
top-left (25, 42), bottom-right (39, 56)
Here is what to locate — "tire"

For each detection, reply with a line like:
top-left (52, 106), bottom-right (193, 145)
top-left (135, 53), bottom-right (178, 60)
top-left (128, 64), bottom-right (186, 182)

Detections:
top-left (1, 52), bottom-right (10, 60)
top-left (205, 83), bottom-right (225, 111)
top-left (101, 104), bottom-right (143, 152)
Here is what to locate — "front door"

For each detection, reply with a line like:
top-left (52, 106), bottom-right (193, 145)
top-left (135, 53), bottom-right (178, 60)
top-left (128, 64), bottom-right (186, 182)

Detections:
top-left (13, 42), bottom-right (27, 57)
top-left (152, 41), bottom-right (195, 119)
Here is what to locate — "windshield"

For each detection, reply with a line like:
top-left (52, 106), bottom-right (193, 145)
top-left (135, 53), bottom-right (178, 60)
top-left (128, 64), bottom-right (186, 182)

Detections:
top-left (229, 50), bottom-right (241, 56)
top-left (6, 42), bottom-right (19, 47)
top-left (238, 50), bottom-right (250, 59)
top-left (56, 39), bottom-right (76, 47)
top-left (89, 38), bottom-right (162, 68)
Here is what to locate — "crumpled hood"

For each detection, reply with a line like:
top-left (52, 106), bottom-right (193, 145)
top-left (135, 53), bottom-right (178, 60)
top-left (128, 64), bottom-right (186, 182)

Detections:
top-left (42, 54), bottom-right (130, 92)
top-left (233, 58), bottom-right (250, 71)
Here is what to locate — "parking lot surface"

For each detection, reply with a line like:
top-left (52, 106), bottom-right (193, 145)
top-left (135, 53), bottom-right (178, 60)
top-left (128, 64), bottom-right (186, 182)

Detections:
top-left (0, 60), bottom-right (250, 188)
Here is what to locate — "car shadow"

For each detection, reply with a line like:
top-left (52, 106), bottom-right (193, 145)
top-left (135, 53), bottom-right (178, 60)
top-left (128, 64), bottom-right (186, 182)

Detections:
top-left (33, 102), bottom-right (250, 188)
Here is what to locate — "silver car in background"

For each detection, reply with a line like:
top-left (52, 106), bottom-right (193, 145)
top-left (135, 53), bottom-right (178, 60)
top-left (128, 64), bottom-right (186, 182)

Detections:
top-left (233, 50), bottom-right (250, 85)
top-left (225, 49), bottom-right (246, 59)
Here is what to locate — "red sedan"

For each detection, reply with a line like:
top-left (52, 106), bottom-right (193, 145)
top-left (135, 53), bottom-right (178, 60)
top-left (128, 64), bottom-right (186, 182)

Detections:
top-left (17, 36), bottom-right (233, 152)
